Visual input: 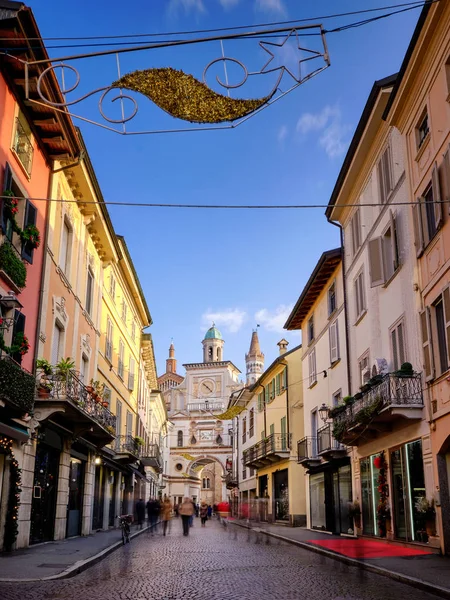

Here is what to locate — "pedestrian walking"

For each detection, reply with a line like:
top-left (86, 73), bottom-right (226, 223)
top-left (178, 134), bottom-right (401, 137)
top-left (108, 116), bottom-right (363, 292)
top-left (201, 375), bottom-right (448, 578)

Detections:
top-left (200, 501), bottom-right (208, 527)
top-left (179, 497), bottom-right (194, 536)
top-left (146, 497), bottom-right (160, 535)
top-left (189, 498), bottom-right (196, 527)
top-left (195, 503), bottom-right (200, 518)
top-left (207, 504), bottom-right (212, 519)
top-left (136, 498), bottom-right (146, 530)
top-left (174, 502), bottom-right (179, 518)
top-left (161, 495), bottom-right (172, 536)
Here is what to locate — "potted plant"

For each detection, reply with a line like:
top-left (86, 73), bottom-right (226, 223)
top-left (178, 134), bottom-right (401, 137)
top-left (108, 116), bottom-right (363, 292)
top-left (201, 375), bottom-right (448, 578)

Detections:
top-left (36, 358), bottom-right (53, 397)
top-left (415, 496), bottom-right (435, 538)
top-left (360, 382), bottom-right (371, 393)
top-left (343, 395), bottom-right (354, 406)
top-left (354, 391), bottom-right (363, 400)
top-left (396, 362), bottom-right (414, 377)
top-left (348, 500), bottom-right (361, 530)
top-left (135, 436), bottom-right (145, 447)
top-left (89, 379), bottom-right (104, 402)
top-left (55, 357), bottom-right (75, 379)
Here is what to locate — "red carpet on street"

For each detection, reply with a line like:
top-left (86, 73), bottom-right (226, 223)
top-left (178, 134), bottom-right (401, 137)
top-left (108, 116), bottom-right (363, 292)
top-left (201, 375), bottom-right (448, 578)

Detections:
top-left (307, 538), bottom-right (433, 559)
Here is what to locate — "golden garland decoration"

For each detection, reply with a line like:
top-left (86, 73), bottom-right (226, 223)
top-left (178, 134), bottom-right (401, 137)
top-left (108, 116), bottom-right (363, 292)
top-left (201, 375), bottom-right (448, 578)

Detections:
top-left (112, 67), bottom-right (269, 124)
top-left (216, 405), bottom-right (246, 420)
top-left (178, 452), bottom-right (197, 461)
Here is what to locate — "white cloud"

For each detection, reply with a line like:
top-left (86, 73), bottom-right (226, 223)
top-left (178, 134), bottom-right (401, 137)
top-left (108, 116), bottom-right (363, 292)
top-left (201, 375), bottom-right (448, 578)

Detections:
top-left (277, 125), bottom-right (288, 143)
top-left (255, 0), bottom-right (286, 15)
top-left (296, 105), bottom-right (351, 159)
top-left (168, 0), bottom-right (206, 15)
top-left (202, 308), bottom-right (247, 333)
top-left (219, 0), bottom-right (240, 8)
top-left (255, 304), bottom-right (293, 333)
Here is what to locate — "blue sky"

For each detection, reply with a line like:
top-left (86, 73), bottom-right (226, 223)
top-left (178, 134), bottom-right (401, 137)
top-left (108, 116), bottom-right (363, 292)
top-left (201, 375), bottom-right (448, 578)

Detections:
top-left (28, 0), bottom-right (420, 379)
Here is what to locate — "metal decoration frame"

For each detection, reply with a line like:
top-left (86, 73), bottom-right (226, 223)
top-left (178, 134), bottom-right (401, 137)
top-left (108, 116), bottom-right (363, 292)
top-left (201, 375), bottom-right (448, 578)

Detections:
top-left (16, 24), bottom-right (329, 135)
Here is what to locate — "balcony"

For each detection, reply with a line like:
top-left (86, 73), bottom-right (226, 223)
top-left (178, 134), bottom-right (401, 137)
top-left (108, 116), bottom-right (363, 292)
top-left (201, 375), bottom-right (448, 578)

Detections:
top-left (113, 435), bottom-right (140, 463)
top-left (243, 433), bottom-right (291, 468)
top-left (225, 472), bottom-right (238, 489)
top-left (332, 373), bottom-right (423, 446)
top-left (35, 369), bottom-right (116, 446)
top-left (140, 442), bottom-right (163, 472)
top-left (12, 117), bottom-right (34, 176)
top-left (187, 401), bottom-right (224, 412)
top-left (0, 354), bottom-right (35, 415)
top-left (297, 437), bottom-right (321, 468)
top-left (317, 424), bottom-right (346, 459)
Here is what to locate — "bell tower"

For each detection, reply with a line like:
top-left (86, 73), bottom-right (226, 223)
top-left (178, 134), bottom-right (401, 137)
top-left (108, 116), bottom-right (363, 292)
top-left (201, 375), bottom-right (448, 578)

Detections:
top-left (246, 328), bottom-right (264, 384)
top-left (166, 341), bottom-right (177, 373)
top-left (202, 324), bottom-right (225, 363)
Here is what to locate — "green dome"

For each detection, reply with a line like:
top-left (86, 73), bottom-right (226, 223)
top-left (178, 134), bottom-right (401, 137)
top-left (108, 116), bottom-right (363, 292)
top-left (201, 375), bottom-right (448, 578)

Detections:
top-left (204, 325), bottom-right (222, 340)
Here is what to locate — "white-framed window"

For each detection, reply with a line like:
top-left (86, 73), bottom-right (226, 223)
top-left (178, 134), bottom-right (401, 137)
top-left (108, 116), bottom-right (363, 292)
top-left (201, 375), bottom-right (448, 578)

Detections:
top-left (412, 164), bottom-right (443, 257)
top-left (359, 351), bottom-right (370, 386)
top-left (242, 417), bottom-right (247, 444)
top-left (121, 300), bottom-right (128, 322)
top-left (308, 315), bottom-right (314, 344)
top-left (351, 208), bottom-right (362, 256)
top-left (106, 317), bottom-right (113, 361)
top-left (308, 348), bottom-right (317, 387)
top-left (118, 339), bottom-right (125, 379)
top-left (131, 320), bottom-right (136, 342)
top-left (51, 321), bottom-right (64, 365)
top-left (103, 386), bottom-right (111, 408)
top-left (354, 270), bottom-right (366, 321)
top-left (85, 267), bottom-right (94, 316)
top-left (59, 217), bottom-right (72, 277)
top-left (116, 399), bottom-right (122, 435)
top-left (109, 274), bottom-right (116, 301)
top-left (329, 320), bottom-right (340, 364)
top-left (126, 410), bottom-right (133, 438)
top-left (12, 109), bottom-right (33, 176)
top-left (390, 317), bottom-right (406, 371)
top-left (416, 110), bottom-right (430, 150)
top-left (332, 389), bottom-right (342, 406)
top-left (249, 408), bottom-right (254, 438)
top-left (80, 354), bottom-right (88, 382)
top-left (328, 281), bottom-right (337, 316)
top-left (368, 211), bottom-right (400, 286)
top-left (377, 143), bottom-right (394, 204)
top-left (420, 286), bottom-right (450, 381)
top-left (128, 357), bottom-right (135, 391)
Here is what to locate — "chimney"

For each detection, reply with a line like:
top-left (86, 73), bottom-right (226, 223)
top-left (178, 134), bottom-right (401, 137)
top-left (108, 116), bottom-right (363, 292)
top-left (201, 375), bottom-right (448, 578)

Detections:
top-left (277, 338), bottom-right (289, 355)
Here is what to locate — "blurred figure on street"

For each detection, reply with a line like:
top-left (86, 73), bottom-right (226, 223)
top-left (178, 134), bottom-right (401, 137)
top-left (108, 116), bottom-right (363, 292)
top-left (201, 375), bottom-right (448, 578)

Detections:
top-left (213, 503), bottom-right (218, 516)
top-left (146, 497), bottom-right (161, 535)
top-left (189, 498), bottom-right (196, 527)
top-left (179, 497), bottom-right (194, 536)
top-left (136, 498), bottom-right (146, 530)
top-left (207, 504), bottom-right (212, 519)
top-left (161, 495), bottom-right (172, 536)
top-left (174, 501), bottom-right (179, 518)
top-left (200, 501), bottom-right (208, 526)
top-left (195, 503), bottom-right (200, 518)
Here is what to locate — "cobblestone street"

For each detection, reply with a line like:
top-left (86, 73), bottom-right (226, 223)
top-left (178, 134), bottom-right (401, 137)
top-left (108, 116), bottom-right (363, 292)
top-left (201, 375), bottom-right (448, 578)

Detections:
top-left (0, 521), bottom-right (443, 600)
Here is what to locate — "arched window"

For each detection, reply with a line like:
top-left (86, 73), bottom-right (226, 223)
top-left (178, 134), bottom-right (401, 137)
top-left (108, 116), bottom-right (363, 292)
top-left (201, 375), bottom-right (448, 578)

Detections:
top-left (217, 347), bottom-right (221, 361)
top-left (177, 430), bottom-right (183, 447)
top-left (208, 346), bottom-right (213, 359)
top-left (203, 477), bottom-right (210, 489)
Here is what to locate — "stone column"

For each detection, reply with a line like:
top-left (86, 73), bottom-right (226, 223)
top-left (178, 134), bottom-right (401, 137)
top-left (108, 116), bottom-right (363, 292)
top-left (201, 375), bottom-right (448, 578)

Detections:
top-left (82, 452), bottom-right (95, 536)
top-left (54, 439), bottom-right (71, 540)
top-left (16, 439), bottom-right (36, 548)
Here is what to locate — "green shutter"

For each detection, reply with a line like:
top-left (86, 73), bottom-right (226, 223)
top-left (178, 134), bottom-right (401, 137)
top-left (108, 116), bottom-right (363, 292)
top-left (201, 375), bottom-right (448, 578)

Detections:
top-left (261, 430), bottom-right (265, 440)
top-left (258, 393), bottom-right (262, 411)
top-left (264, 385), bottom-right (269, 404)
top-left (282, 368), bottom-right (287, 389)
top-left (276, 374), bottom-right (280, 395)
top-left (269, 424), bottom-right (274, 436)
top-left (281, 416), bottom-right (287, 450)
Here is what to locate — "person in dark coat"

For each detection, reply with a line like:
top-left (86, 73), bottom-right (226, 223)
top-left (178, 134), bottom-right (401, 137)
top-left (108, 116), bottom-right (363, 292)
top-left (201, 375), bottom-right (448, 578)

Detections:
top-left (136, 498), bottom-right (146, 529)
top-left (207, 504), bottom-right (213, 519)
top-left (146, 497), bottom-right (161, 535)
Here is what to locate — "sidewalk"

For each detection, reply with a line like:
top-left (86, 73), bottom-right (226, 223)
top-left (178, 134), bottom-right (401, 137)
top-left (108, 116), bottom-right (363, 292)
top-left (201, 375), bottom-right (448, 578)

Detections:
top-left (0, 522), bottom-right (152, 582)
top-left (229, 518), bottom-right (450, 599)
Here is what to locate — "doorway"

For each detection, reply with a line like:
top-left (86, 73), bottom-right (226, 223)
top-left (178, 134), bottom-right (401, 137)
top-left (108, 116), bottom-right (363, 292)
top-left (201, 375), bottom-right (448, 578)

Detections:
top-left (109, 472), bottom-right (117, 527)
top-left (66, 458), bottom-right (84, 537)
top-left (92, 465), bottom-right (105, 530)
top-left (273, 469), bottom-right (289, 521)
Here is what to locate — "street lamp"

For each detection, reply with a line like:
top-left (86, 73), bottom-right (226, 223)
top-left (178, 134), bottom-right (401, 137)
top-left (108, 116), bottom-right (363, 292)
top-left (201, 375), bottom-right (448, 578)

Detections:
top-left (319, 403), bottom-right (329, 424)
top-left (0, 292), bottom-right (23, 331)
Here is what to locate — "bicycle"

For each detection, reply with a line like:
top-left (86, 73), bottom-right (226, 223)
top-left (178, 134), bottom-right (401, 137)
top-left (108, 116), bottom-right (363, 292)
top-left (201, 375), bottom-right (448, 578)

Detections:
top-left (118, 514), bottom-right (132, 545)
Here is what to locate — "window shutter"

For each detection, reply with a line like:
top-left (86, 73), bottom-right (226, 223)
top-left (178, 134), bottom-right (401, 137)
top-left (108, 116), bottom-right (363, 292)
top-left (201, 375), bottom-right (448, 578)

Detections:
top-left (419, 307), bottom-right (434, 382)
top-left (368, 237), bottom-right (385, 287)
top-left (391, 328), bottom-right (399, 371)
top-left (412, 199), bottom-right (425, 257)
top-left (282, 368), bottom-right (287, 389)
top-left (378, 160), bottom-right (386, 204)
top-left (444, 145), bottom-right (450, 214)
top-left (1, 163), bottom-right (12, 232)
top-left (11, 311), bottom-right (26, 363)
top-left (443, 286), bottom-right (450, 369)
top-left (432, 162), bottom-right (443, 229)
top-left (329, 321), bottom-right (339, 363)
top-left (22, 201), bottom-right (37, 263)
top-left (390, 209), bottom-right (400, 270)
top-left (275, 374), bottom-right (280, 395)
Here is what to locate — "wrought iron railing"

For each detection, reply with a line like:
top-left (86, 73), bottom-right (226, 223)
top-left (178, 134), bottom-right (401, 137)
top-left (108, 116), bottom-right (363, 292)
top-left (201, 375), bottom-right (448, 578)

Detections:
top-left (317, 424), bottom-right (345, 454)
top-left (187, 401), bottom-right (224, 412)
top-left (13, 117), bottom-right (34, 175)
top-left (40, 369), bottom-right (116, 433)
top-left (140, 442), bottom-right (162, 469)
top-left (0, 353), bottom-right (35, 414)
top-left (297, 436), bottom-right (318, 462)
top-left (243, 433), bottom-right (291, 465)
top-left (225, 472), bottom-right (238, 487)
top-left (114, 434), bottom-right (139, 456)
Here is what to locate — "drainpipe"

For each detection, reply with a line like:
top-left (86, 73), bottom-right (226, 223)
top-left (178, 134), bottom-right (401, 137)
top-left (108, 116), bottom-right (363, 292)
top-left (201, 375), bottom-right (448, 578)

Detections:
top-left (327, 218), bottom-right (352, 396)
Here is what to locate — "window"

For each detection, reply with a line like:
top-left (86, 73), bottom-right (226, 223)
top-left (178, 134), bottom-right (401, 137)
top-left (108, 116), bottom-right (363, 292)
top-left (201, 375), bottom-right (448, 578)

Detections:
top-left (308, 348), bottom-right (317, 387)
top-left (412, 166), bottom-right (443, 257)
top-left (80, 355), bottom-right (88, 382)
top-left (242, 467), bottom-right (247, 480)
top-left (103, 386), bottom-right (111, 408)
top-left (116, 400), bottom-right (122, 435)
top-left (249, 408), bottom-right (254, 438)
top-left (308, 315), bottom-right (314, 344)
top-left (332, 390), bottom-right (342, 406)
top-left (368, 211), bottom-right (400, 286)
top-left (126, 410), bottom-right (133, 439)
top-left (118, 339), bottom-right (124, 379)
top-left (329, 320), bottom-right (340, 364)
top-left (128, 357), bottom-right (135, 391)
top-left (378, 144), bottom-right (394, 204)
top-left (359, 352), bottom-right (370, 386)
top-left (131, 320), bottom-right (136, 342)
top-left (270, 378), bottom-right (276, 400)
top-left (121, 300), bottom-right (127, 322)
top-left (351, 208), bottom-right (362, 255)
top-left (59, 218), bottom-right (72, 276)
top-left (426, 289), bottom-right (450, 379)
top-left (242, 417), bottom-right (247, 444)
top-left (281, 368), bottom-right (287, 390)
top-left (51, 321), bottom-right (64, 365)
top-left (106, 317), bottom-right (113, 361)
top-left (109, 275), bottom-right (116, 301)
top-left (417, 112), bottom-right (429, 149)
top-left (86, 268), bottom-right (94, 316)
top-left (202, 478), bottom-right (210, 489)
top-left (258, 392), bottom-right (263, 412)
top-left (390, 318), bottom-right (406, 371)
top-left (354, 271), bottom-right (366, 321)
top-left (328, 282), bottom-right (337, 316)
top-left (21, 200), bottom-right (37, 263)
top-left (177, 431), bottom-right (183, 447)
top-left (11, 311), bottom-right (25, 364)
top-left (264, 384), bottom-right (269, 404)
top-left (12, 111), bottom-right (33, 176)
top-left (175, 462), bottom-right (183, 471)
top-left (249, 466), bottom-right (255, 477)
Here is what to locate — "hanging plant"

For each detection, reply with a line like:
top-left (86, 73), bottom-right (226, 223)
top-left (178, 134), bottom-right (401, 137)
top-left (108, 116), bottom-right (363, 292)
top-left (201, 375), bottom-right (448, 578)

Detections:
top-left (2, 189), bottom-right (41, 253)
top-left (0, 436), bottom-right (22, 551)
top-left (21, 224), bottom-right (41, 249)
top-left (0, 331), bottom-right (30, 356)
top-left (375, 451), bottom-right (389, 537)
